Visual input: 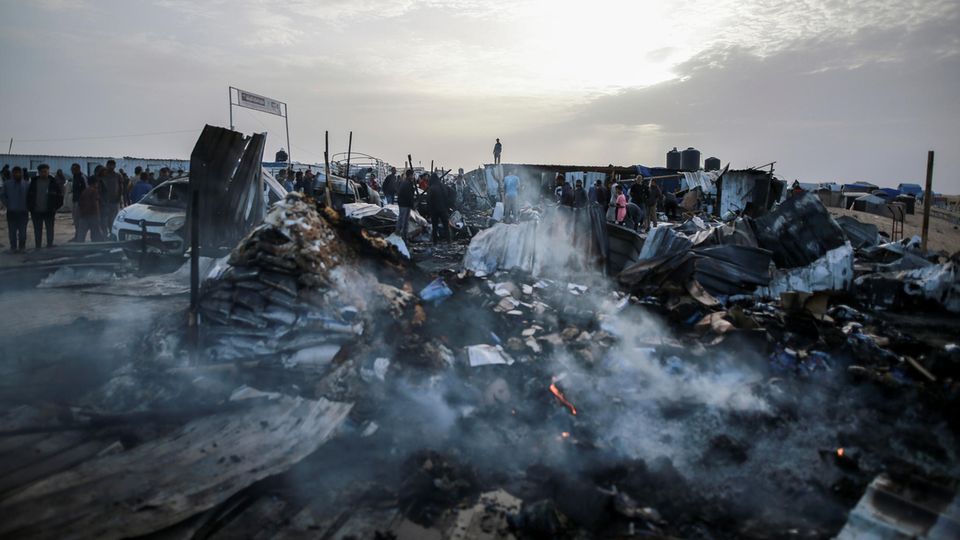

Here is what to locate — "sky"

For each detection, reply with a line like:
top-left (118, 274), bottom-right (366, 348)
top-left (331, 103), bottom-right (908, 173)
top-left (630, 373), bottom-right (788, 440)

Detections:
top-left (1, 0), bottom-right (958, 191)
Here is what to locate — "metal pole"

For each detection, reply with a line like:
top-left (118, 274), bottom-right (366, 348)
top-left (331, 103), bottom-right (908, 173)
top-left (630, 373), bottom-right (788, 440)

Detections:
top-left (7, 138), bottom-right (12, 153)
top-left (921, 150), bottom-right (935, 252)
top-left (189, 188), bottom-right (200, 349)
top-left (284, 103), bottom-right (291, 166)
top-left (345, 131), bottom-right (353, 181)
top-left (228, 87), bottom-right (234, 130)
top-left (323, 131), bottom-right (332, 208)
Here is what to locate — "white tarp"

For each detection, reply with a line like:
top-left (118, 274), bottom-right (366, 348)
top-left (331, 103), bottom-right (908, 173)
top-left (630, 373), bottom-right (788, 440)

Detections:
top-left (466, 345), bottom-right (514, 367)
top-left (681, 171), bottom-right (719, 194)
top-left (463, 220), bottom-right (592, 277)
top-left (343, 202), bottom-right (393, 220)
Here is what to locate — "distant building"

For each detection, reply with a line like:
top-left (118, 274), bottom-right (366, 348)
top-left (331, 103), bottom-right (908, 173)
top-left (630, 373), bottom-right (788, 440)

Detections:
top-left (0, 153), bottom-right (190, 177)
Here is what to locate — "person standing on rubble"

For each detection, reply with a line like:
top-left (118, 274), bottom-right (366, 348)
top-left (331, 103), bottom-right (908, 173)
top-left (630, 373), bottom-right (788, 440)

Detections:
top-left (644, 179), bottom-right (661, 231)
top-left (428, 173), bottom-right (452, 243)
top-left (624, 200), bottom-right (643, 230)
top-left (99, 159), bottom-right (123, 237)
top-left (559, 181), bottom-right (574, 207)
top-left (396, 169), bottom-right (415, 240)
top-left (503, 168), bottom-right (520, 223)
top-left (1, 166), bottom-right (30, 252)
top-left (573, 179), bottom-right (588, 208)
top-left (26, 164), bottom-right (64, 248)
top-left (383, 167), bottom-right (398, 204)
top-left (663, 188), bottom-right (679, 220)
top-left (614, 184), bottom-right (627, 225)
top-left (493, 138), bottom-right (502, 165)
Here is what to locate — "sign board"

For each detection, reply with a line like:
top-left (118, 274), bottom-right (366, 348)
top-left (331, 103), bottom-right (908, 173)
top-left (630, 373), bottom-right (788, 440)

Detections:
top-left (236, 89), bottom-right (283, 117)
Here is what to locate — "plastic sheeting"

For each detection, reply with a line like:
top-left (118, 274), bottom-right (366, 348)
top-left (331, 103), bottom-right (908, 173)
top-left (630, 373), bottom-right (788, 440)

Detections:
top-left (681, 171), bottom-right (718, 194)
top-left (463, 207), bottom-right (607, 277)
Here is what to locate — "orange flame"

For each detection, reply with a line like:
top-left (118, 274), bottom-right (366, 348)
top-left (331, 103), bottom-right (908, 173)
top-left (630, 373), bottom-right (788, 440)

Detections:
top-left (836, 448), bottom-right (845, 457)
top-left (549, 382), bottom-right (578, 416)
top-left (561, 432), bottom-right (570, 439)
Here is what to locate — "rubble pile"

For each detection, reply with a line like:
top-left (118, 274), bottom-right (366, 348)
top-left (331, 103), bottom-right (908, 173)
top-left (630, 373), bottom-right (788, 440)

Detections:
top-left (198, 193), bottom-right (368, 361)
top-left (4, 184), bottom-right (960, 539)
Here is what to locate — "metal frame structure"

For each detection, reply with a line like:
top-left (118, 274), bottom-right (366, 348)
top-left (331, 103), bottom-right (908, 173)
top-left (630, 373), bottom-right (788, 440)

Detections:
top-left (228, 86), bottom-right (291, 164)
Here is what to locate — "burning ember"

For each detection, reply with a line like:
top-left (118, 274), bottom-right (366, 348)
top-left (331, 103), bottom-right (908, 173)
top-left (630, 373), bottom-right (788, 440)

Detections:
top-left (549, 381), bottom-right (578, 416)
top-left (836, 448), bottom-right (844, 457)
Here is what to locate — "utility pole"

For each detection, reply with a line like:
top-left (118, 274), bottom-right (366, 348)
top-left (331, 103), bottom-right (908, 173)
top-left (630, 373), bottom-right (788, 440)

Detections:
top-left (323, 131), bottom-right (332, 208)
top-left (921, 150), bottom-right (935, 252)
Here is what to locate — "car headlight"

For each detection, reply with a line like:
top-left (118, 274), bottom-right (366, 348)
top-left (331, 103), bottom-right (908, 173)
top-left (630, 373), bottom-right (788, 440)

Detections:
top-left (164, 216), bottom-right (186, 234)
top-left (115, 209), bottom-right (128, 224)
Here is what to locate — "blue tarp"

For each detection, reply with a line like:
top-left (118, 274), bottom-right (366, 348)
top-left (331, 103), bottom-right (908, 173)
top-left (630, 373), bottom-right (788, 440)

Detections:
top-left (873, 188), bottom-right (900, 200)
top-left (635, 165), bottom-right (678, 178)
top-left (898, 183), bottom-right (922, 197)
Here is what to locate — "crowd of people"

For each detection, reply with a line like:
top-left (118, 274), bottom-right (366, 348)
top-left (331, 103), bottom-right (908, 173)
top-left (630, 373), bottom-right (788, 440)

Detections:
top-left (551, 172), bottom-right (684, 232)
top-left (1, 161), bottom-right (178, 252)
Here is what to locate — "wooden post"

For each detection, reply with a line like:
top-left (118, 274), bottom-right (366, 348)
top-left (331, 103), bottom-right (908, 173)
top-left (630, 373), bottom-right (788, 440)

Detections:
top-left (323, 131), bottom-right (332, 208)
top-left (344, 131), bottom-right (353, 181)
top-left (921, 150), bottom-right (935, 252)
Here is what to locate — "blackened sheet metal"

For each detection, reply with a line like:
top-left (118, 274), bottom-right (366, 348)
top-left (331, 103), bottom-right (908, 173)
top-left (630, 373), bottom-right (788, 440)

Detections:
top-left (187, 125), bottom-right (267, 253)
top-left (753, 192), bottom-right (846, 269)
top-left (836, 215), bottom-right (880, 250)
top-left (619, 244), bottom-right (772, 297)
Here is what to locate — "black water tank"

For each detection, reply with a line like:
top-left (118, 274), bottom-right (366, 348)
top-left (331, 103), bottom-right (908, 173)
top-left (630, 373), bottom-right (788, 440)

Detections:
top-left (666, 147), bottom-right (681, 169)
top-left (681, 147), bottom-right (700, 171)
top-left (705, 156), bottom-right (721, 171)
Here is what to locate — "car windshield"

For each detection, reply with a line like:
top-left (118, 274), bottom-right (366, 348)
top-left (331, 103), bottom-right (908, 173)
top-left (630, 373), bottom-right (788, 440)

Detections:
top-left (142, 182), bottom-right (189, 209)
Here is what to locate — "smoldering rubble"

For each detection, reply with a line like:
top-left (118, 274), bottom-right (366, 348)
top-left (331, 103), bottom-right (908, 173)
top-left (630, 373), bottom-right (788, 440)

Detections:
top-left (1, 178), bottom-right (959, 540)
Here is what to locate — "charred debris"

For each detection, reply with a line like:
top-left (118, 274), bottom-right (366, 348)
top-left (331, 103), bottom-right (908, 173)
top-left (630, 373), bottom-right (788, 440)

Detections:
top-left (1, 129), bottom-right (959, 540)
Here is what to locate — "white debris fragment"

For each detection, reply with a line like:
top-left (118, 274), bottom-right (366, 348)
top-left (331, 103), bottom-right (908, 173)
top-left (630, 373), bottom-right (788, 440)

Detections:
top-left (467, 345), bottom-right (514, 367)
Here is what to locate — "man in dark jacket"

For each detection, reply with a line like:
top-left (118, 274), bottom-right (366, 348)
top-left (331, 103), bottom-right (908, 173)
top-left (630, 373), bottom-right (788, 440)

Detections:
top-left (629, 178), bottom-right (647, 206)
top-left (27, 164), bottom-right (64, 248)
top-left (395, 169), bottom-right (416, 240)
top-left (382, 167), bottom-right (398, 204)
top-left (427, 173), bottom-right (452, 244)
top-left (1, 165), bottom-right (30, 252)
top-left (573, 179), bottom-right (588, 208)
top-left (559, 182), bottom-right (574, 207)
top-left (644, 179), bottom-right (661, 231)
top-left (76, 176), bottom-right (102, 242)
top-left (99, 159), bottom-right (123, 237)
top-left (69, 163), bottom-right (87, 241)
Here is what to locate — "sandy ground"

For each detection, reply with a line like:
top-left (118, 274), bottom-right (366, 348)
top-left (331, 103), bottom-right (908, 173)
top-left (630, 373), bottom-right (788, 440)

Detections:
top-left (0, 211), bottom-right (81, 266)
top-left (827, 206), bottom-right (960, 253)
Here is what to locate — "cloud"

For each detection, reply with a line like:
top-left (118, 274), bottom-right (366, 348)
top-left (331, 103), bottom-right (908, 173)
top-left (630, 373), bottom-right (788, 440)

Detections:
top-left (1, 0), bottom-right (957, 191)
